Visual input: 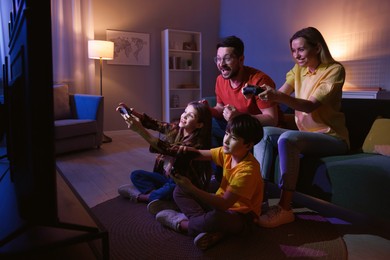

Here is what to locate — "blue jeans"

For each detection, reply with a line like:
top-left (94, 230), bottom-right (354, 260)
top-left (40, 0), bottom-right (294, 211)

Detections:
top-left (130, 169), bottom-right (176, 202)
top-left (254, 127), bottom-right (348, 191)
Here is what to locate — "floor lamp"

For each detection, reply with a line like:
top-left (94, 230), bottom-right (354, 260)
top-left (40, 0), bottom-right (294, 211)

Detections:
top-left (88, 40), bottom-right (114, 143)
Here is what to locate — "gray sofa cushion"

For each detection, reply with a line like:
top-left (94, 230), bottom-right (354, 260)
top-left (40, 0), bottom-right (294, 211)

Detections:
top-left (55, 119), bottom-right (97, 139)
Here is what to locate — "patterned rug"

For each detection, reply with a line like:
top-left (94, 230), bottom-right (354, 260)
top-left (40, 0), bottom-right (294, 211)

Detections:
top-left (91, 196), bottom-right (347, 260)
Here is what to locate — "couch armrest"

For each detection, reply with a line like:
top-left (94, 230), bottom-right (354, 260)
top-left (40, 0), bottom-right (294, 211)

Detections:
top-left (201, 96), bottom-right (216, 107)
top-left (70, 94), bottom-right (103, 119)
top-left (70, 94), bottom-right (104, 141)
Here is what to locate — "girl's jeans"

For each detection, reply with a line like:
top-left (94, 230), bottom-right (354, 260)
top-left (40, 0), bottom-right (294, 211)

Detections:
top-left (131, 169), bottom-right (175, 201)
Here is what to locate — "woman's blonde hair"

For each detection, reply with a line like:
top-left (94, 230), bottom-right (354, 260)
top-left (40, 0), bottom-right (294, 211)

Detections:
top-left (290, 27), bottom-right (338, 65)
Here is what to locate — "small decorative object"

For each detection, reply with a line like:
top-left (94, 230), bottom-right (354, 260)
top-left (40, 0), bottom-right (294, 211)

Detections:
top-left (171, 95), bottom-right (180, 108)
top-left (183, 41), bottom-right (197, 51)
top-left (170, 56), bottom-right (181, 69)
top-left (186, 59), bottom-right (193, 70)
top-left (178, 83), bottom-right (198, 89)
top-left (174, 57), bottom-right (181, 69)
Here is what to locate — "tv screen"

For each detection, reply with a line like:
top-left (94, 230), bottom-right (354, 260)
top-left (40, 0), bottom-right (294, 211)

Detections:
top-left (0, 0), bottom-right (58, 244)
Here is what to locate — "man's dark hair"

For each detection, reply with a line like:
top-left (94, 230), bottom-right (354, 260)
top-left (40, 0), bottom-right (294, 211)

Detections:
top-left (216, 36), bottom-right (244, 57)
top-left (226, 114), bottom-right (263, 145)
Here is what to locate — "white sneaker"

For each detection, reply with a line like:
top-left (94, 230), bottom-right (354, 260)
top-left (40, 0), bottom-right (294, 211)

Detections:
top-left (156, 209), bottom-right (187, 232)
top-left (117, 184), bottom-right (140, 202)
top-left (147, 199), bottom-right (180, 215)
top-left (194, 232), bottom-right (224, 250)
top-left (257, 205), bottom-right (295, 228)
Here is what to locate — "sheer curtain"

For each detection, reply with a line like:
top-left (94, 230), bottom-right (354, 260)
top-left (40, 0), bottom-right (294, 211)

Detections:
top-left (51, 0), bottom-right (96, 94)
top-left (0, 0), bottom-right (12, 93)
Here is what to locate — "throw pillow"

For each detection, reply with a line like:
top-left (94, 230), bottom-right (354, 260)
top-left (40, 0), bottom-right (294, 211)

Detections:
top-left (53, 84), bottom-right (71, 120)
top-left (362, 118), bottom-right (390, 153)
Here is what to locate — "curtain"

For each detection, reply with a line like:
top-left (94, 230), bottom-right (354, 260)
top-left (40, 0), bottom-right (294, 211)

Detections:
top-left (51, 0), bottom-right (96, 94)
top-left (0, 0), bottom-right (12, 94)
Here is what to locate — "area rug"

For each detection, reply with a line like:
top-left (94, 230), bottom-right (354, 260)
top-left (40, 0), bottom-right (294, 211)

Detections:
top-left (91, 196), bottom-right (347, 260)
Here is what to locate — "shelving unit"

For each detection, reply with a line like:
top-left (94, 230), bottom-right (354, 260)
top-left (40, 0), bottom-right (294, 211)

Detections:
top-left (161, 29), bottom-right (202, 122)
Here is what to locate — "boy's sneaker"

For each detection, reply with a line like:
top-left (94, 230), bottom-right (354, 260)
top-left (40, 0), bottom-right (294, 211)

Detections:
top-left (155, 209), bottom-right (187, 232)
top-left (147, 199), bottom-right (180, 215)
top-left (257, 205), bottom-right (295, 228)
top-left (118, 184), bottom-right (140, 202)
top-left (194, 232), bottom-right (224, 250)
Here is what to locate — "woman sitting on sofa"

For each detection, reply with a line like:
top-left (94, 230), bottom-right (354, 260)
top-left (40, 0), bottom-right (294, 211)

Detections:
top-left (254, 27), bottom-right (350, 228)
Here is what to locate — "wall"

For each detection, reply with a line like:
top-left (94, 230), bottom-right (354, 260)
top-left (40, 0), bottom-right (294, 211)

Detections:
top-left (220, 0), bottom-right (390, 91)
top-left (94, 0), bottom-right (390, 131)
top-left (93, 0), bottom-right (220, 131)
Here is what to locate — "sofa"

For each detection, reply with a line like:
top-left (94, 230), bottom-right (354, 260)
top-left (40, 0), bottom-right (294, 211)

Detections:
top-left (53, 84), bottom-right (104, 155)
top-left (253, 98), bottom-right (390, 223)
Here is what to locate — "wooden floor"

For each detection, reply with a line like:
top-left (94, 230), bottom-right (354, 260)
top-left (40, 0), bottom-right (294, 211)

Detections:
top-left (56, 130), bottom-right (390, 260)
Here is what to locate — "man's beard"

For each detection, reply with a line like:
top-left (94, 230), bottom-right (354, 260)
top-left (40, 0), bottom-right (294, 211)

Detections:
top-left (221, 66), bottom-right (239, 79)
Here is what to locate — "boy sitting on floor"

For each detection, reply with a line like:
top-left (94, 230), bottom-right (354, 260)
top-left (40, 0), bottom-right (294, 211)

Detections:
top-left (155, 114), bottom-right (264, 250)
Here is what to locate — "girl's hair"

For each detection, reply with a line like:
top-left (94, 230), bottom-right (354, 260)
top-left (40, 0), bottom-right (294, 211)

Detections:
top-left (185, 101), bottom-right (212, 149)
top-left (173, 101), bottom-right (212, 190)
top-left (226, 114), bottom-right (263, 145)
top-left (289, 27), bottom-right (338, 65)
top-left (216, 35), bottom-right (244, 57)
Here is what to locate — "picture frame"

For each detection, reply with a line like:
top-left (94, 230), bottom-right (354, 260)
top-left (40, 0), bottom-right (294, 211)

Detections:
top-left (106, 29), bottom-right (150, 66)
top-left (182, 41), bottom-right (197, 51)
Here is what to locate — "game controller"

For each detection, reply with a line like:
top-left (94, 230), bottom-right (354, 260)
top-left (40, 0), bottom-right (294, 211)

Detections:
top-left (242, 85), bottom-right (265, 95)
top-left (116, 105), bottom-right (133, 119)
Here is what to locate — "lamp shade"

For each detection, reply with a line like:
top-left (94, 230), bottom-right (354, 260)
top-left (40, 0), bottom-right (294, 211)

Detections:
top-left (88, 40), bottom-right (114, 60)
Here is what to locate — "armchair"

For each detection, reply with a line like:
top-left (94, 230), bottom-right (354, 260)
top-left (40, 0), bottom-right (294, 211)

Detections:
top-left (54, 84), bottom-right (103, 155)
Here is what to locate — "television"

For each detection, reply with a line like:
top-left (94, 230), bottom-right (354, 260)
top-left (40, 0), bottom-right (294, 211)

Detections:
top-left (0, 0), bottom-right (58, 247)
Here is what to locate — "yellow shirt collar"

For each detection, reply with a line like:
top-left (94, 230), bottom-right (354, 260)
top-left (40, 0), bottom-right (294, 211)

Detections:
top-left (303, 63), bottom-right (328, 76)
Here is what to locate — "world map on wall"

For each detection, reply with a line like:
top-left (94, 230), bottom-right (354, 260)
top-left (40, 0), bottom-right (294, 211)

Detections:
top-left (107, 30), bottom-right (150, 66)
top-left (110, 36), bottom-right (147, 61)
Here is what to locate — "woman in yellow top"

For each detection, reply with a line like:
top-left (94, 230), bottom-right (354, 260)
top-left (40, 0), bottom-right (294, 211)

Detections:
top-left (254, 27), bottom-right (350, 228)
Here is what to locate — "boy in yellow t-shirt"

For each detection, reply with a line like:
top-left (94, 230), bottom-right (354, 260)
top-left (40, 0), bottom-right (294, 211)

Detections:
top-left (155, 114), bottom-right (264, 250)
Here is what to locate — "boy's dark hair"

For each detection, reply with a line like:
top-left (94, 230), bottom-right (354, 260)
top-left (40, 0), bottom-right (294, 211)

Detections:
top-left (216, 36), bottom-right (244, 57)
top-left (226, 114), bottom-right (263, 145)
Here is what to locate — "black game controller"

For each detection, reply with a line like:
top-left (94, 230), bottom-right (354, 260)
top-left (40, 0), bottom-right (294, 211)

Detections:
top-left (242, 85), bottom-right (265, 95)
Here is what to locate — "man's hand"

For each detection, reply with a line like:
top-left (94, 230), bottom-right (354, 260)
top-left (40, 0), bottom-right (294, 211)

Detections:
top-left (223, 104), bottom-right (240, 121)
top-left (199, 99), bottom-right (209, 106)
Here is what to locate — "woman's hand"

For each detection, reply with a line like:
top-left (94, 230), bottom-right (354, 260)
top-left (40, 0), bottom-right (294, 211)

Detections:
top-left (258, 84), bottom-right (278, 102)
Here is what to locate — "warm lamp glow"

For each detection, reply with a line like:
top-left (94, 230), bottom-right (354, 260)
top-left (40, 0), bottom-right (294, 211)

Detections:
top-left (88, 40), bottom-right (114, 60)
top-left (328, 41), bottom-right (347, 61)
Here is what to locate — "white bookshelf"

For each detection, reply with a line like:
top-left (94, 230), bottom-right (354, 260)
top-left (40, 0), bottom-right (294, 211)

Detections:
top-left (161, 29), bottom-right (202, 122)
